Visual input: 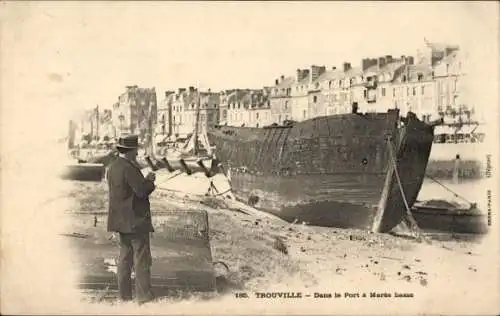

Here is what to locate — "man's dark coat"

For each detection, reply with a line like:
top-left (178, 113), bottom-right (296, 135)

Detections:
top-left (106, 156), bottom-right (155, 233)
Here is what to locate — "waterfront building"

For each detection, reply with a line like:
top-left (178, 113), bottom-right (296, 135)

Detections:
top-left (246, 88), bottom-right (272, 127)
top-left (290, 68), bottom-right (310, 120)
top-left (222, 88), bottom-right (272, 127)
top-left (112, 85), bottom-right (157, 140)
top-left (155, 90), bottom-right (175, 142)
top-left (169, 87), bottom-right (220, 137)
top-left (269, 75), bottom-right (295, 124)
top-left (158, 40), bottom-right (472, 134)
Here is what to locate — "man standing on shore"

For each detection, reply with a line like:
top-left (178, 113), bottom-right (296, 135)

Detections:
top-left (106, 134), bottom-right (156, 304)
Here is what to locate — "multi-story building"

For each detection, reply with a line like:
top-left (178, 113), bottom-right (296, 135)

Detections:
top-left (319, 62), bottom-right (359, 116)
top-left (169, 87), bottom-right (220, 137)
top-left (269, 75), bottom-right (295, 124)
top-left (245, 89), bottom-right (272, 127)
top-left (161, 40), bottom-right (471, 134)
top-left (390, 58), bottom-right (435, 121)
top-left (306, 65), bottom-right (328, 118)
top-left (222, 89), bottom-right (255, 127)
top-left (290, 68), bottom-right (310, 120)
top-left (155, 90), bottom-right (175, 141)
top-left (112, 85), bottom-right (157, 140)
top-left (429, 44), bottom-right (471, 123)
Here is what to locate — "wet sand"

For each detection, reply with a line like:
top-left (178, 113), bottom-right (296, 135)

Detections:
top-left (62, 176), bottom-right (499, 315)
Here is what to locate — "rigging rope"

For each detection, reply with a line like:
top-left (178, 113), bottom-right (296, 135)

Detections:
top-left (424, 174), bottom-right (473, 205)
top-left (387, 139), bottom-right (423, 239)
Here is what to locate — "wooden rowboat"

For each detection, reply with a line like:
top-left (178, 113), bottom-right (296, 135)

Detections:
top-left (411, 200), bottom-right (488, 234)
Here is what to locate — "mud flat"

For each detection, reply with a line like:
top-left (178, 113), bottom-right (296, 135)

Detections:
top-left (65, 179), bottom-right (497, 314)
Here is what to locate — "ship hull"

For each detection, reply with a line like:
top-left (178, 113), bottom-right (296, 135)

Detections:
top-left (208, 110), bottom-right (434, 233)
top-left (229, 173), bottom-right (384, 229)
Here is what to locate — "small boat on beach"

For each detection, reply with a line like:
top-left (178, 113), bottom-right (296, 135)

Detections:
top-left (411, 199), bottom-right (488, 234)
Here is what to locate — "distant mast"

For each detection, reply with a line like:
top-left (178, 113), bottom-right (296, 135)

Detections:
top-left (193, 86), bottom-right (201, 155)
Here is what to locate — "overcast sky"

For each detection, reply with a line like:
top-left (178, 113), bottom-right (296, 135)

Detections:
top-left (1, 1), bottom-right (498, 147)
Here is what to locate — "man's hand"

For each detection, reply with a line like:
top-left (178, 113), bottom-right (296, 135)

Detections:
top-left (145, 172), bottom-right (156, 182)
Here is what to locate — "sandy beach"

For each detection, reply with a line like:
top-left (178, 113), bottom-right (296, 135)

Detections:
top-left (55, 172), bottom-right (499, 315)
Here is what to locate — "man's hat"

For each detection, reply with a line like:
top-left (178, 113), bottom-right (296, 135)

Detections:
top-left (116, 134), bottom-right (139, 149)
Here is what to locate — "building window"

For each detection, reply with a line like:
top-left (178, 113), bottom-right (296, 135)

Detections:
top-left (412, 87), bottom-right (416, 96)
top-left (402, 75), bottom-right (407, 82)
top-left (363, 90), bottom-right (367, 98)
top-left (393, 88), bottom-right (396, 97)
top-left (256, 113), bottom-right (259, 119)
top-left (284, 101), bottom-right (288, 109)
top-left (313, 96), bottom-right (317, 103)
top-left (417, 73), bottom-right (423, 81)
top-left (407, 87), bottom-right (410, 96)
top-left (381, 88), bottom-right (386, 97)
top-left (303, 110), bottom-right (306, 118)
top-left (329, 81), bottom-right (332, 89)
top-left (421, 86), bottom-right (425, 95)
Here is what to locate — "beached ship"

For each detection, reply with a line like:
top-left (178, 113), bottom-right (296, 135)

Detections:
top-left (207, 109), bottom-right (435, 233)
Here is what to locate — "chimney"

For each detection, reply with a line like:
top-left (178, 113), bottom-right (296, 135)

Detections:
top-left (178, 88), bottom-right (186, 94)
top-left (296, 69), bottom-right (302, 81)
top-left (362, 58), bottom-right (370, 71)
top-left (275, 78), bottom-right (279, 85)
top-left (385, 55), bottom-right (393, 64)
top-left (280, 75), bottom-right (285, 82)
top-left (343, 62), bottom-right (351, 72)
top-left (208, 88), bottom-right (211, 93)
top-left (332, 66), bottom-right (336, 70)
top-left (310, 65), bottom-right (326, 82)
top-left (302, 69), bottom-right (310, 81)
top-left (188, 86), bottom-right (195, 92)
top-left (401, 55), bottom-right (406, 63)
top-left (378, 57), bottom-right (386, 68)
top-left (165, 90), bottom-right (175, 98)
top-left (407, 56), bottom-right (414, 65)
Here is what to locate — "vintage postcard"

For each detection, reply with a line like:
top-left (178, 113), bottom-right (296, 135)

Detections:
top-left (1, 1), bottom-right (499, 315)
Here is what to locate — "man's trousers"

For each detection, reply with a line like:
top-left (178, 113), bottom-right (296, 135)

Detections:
top-left (117, 232), bottom-right (154, 303)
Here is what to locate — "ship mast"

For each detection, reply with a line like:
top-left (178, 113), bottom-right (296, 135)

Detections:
top-left (193, 86), bottom-right (201, 155)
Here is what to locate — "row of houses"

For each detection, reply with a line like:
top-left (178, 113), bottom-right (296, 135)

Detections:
top-left (151, 40), bottom-right (471, 138)
top-left (75, 40), bottom-right (473, 142)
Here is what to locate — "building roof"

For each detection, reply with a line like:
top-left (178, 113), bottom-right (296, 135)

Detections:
top-left (425, 40), bottom-right (459, 53)
top-left (275, 76), bottom-right (296, 88)
top-left (392, 63), bottom-right (433, 82)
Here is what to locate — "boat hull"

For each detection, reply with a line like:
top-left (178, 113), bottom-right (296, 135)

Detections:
top-left (411, 206), bottom-right (488, 234)
top-left (60, 163), bottom-right (105, 182)
top-left (208, 110), bottom-right (434, 233)
top-left (229, 172), bottom-right (384, 229)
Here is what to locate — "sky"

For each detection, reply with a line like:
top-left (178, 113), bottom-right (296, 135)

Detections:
top-left (1, 1), bottom-right (499, 148)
